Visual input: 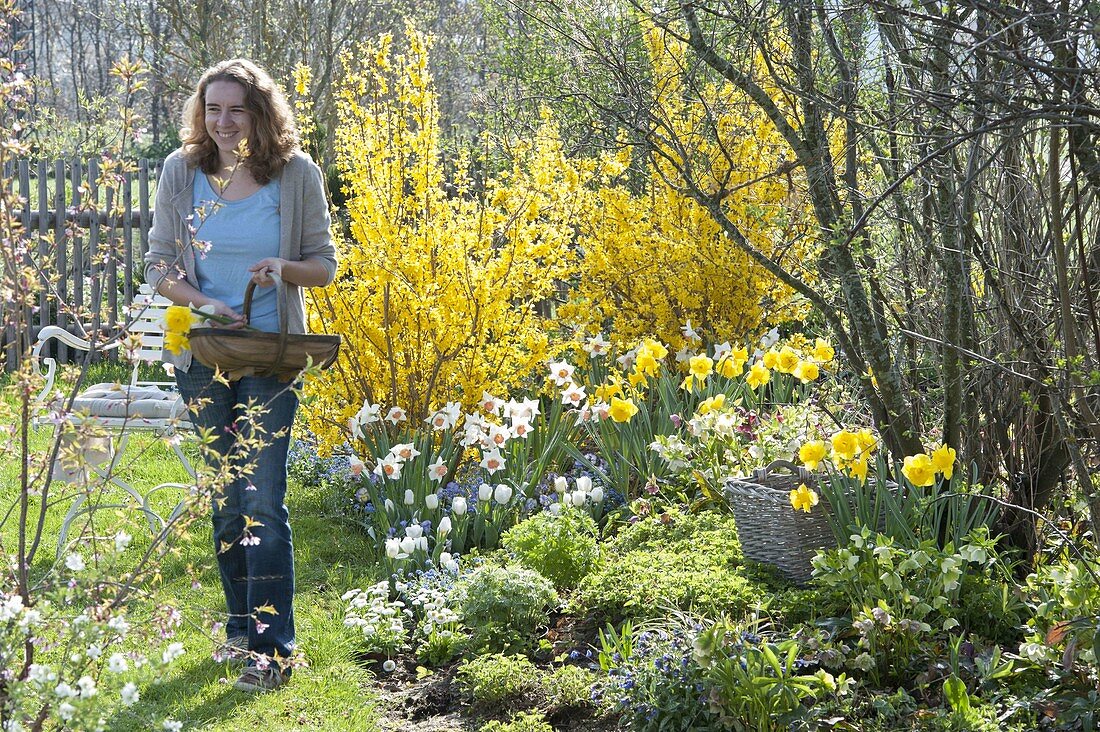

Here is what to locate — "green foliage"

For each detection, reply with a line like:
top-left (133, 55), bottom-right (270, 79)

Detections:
top-left (541, 665), bottom-right (597, 710)
top-left (457, 653), bottom-right (539, 704)
top-left (693, 619), bottom-right (836, 732)
top-left (456, 565), bottom-right (559, 653)
top-left (502, 507), bottom-right (600, 589)
top-left (574, 509), bottom-right (763, 620)
top-left (478, 710), bottom-right (555, 732)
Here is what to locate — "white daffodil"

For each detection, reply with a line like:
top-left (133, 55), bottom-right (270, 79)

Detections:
top-left (487, 424), bottom-right (511, 448)
top-left (561, 383), bottom-right (586, 407)
top-left (510, 419), bottom-right (533, 439)
top-left (480, 391), bottom-right (504, 415)
top-left (349, 456), bottom-right (366, 478)
top-left (682, 319), bottom-right (701, 341)
top-left (384, 407), bottom-right (408, 425)
top-left (428, 457), bottom-right (448, 482)
top-left (351, 402), bottom-right (382, 436)
top-left (584, 333), bottom-right (610, 356)
top-left (713, 341), bottom-right (732, 360)
top-left (390, 442), bottom-right (421, 462)
top-left (480, 449), bottom-right (506, 474)
top-left (548, 360), bottom-right (576, 386)
top-left (374, 455), bottom-right (403, 481)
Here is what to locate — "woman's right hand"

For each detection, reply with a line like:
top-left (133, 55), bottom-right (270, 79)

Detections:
top-left (199, 298), bottom-right (247, 329)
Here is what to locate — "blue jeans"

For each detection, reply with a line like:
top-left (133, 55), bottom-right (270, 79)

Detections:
top-left (177, 362), bottom-right (298, 664)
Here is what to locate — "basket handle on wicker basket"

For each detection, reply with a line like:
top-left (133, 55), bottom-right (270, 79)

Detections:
top-left (751, 459), bottom-right (816, 485)
top-left (242, 274), bottom-right (290, 378)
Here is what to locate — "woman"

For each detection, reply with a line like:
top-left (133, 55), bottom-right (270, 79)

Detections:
top-left (145, 59), bottom-right (336, 693)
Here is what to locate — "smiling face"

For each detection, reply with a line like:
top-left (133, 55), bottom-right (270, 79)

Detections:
top-left (204, 80), bottom-right (253, 167)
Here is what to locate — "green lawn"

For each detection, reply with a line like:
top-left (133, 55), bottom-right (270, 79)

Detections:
top-left (1, 370), bottom-right (387, 731)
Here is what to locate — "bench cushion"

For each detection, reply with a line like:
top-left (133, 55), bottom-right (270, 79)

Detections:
top-left (69, 383), bottom-right (187, 420)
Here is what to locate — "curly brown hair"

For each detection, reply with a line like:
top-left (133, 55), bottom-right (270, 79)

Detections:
top-left (181, 59), bottom-right (298, 184)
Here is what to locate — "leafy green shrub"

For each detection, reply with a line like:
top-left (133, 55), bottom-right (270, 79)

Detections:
top-left (479, 710), bottom-right (554, 732)
top-left (457, 564), bottom-right (559, 652)
top-left (457, 653), bottom-right (539, 704)
top-left (502, 507), bottom-right (600, 589)
top-left (573, 509), bottom-right (763, 620)
top-left (541, 665), bottom-right (597, 710)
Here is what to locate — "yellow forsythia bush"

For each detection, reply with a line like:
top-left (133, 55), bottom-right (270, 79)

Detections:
top-left (304, 26), bottom-right (588, 452)
top-left (559, 24), bottom-right (814, 350)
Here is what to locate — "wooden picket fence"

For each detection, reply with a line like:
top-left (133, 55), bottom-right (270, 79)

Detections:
top-left (2, 157), bottom-right (162, 370)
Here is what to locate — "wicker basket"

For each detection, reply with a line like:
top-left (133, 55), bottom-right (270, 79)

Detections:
top-left (725, 460), bottom-right (834, 585)
top-left (189, 277), bottom-right (340, 382)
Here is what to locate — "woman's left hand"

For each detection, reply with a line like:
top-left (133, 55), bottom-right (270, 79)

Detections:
top-left (248, 257), bottom-right (285, 287)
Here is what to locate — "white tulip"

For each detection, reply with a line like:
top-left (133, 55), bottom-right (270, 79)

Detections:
top-left (548, 502), bottom-right (562, 515)
top-left (575, 476), bottom-right (592, 493)
top-left (478, 483), bottom-right (492, 501)
top-left (452, 496), bottom-right (468, 515)
top-left (399, 537), bottom-right (417, 555)
top-left (554, 476), bottom-right (568, 494)
top-left (438, 517), bottom-right (452, 535)
top-left (384, 498), bottom-right (395, 513)
top-left (494, 483), bottom-right (513, 505)
top-left (385, 539), bottom-right (400, 559)
top-left (406, 524), bottom-right (424, 539)
top-left (591, 486), bottom-right (605, 504)
top-left (404, 489), bottom-right (415, 505)
top-left (425, 494), bottom-right (439, 510)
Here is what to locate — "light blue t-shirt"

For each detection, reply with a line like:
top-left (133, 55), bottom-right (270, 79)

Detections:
top-left (192, 173), bottom-right (281, 333)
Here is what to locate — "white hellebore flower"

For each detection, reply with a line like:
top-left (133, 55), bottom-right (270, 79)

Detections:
top-left (428, 457), bottom-right (448, 482)
top-left (425, 494), bottom-right (440, 510)
top-left (493, 484), bottom-right (514, 505)
top-left (480, 449), bottom-right (506, 475)
top-left (65, 553), bottom-right (85, 572)
top-left (548, 360), bottom-right (575, 386)
top-left (452, 496), bottom-right (468, 516)
top-left (121, 682), bottom-right (139, 706)
top-left (384, 406), bottom-right (408, 425)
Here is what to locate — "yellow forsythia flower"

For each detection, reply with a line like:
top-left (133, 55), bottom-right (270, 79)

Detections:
top-left (745, 363), bottom-right (770, 389)
top-left (830, 430), bottom-right (859, 461)
top-left (789, 483), bottom-right (819, 513)
top-left (608, 396), bottom-right (639, 423)
top-left (776, 346), bottom-right (800, 374)
top-left (793, 360), bottom-right (819, 383)
top-left (902, 454), bottom-right (936, 487)
top-left (164, 305), bottom-right (195, 334)
top-left (798, 440), bottom-right (827, 470)
top-left (812, 338), bottom-right (835, 363)
top-left (930, 444), bottom-right (957, 479)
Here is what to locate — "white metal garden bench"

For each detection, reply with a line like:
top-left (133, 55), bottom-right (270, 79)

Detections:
top-left (31, 284), bottom-right (196, 552)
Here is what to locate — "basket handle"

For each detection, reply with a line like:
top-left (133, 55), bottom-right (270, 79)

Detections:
top-left (242, 275), bottom-right (291, 378)
top-left (751, 459), bottom-right (816, 485)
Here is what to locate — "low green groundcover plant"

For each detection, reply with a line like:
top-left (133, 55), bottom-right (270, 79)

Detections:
top-left (458, 653), bottom-right (540, 705)
top-left (573, 508), bottom-right (763, 620)
top-left (479, 710), bottom-right (555, 732)
top-left (456, 564), bottom-right (559, 652)
top-left (502, 506), bottom-right (601, 590)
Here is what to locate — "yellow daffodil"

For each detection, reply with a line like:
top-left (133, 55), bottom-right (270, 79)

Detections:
top-left (762, 350), bottom-right (779, 369)
top-left (164, 305), bottom-right (195, 333)
top-left (746, 363), bottom-right (770, 389)
top-left (776, 346), bottom-right (800, 374)
top-left (635, 351), bottom-right (660, 376)
top-left (697, 393), bottom-right (726, 415)
top-left (798, 440), bottom-right (827, 470)
top-left (930, 444), bottom-right (957, 479)
top-left (680, 374), bottom-right (698, 392)
top-left (594, 381), bottom-right (624, 402)
top-left (717, 346), bottom-right (749, 378)
top-left (812, 338), bottom-right (835, 363)
top-left (847, 455), bottom-right (869, 484)
top-left (689, 354), bottom-right (714, 379)
top-left (643, 338), bottom-right (669, 360)
top-left (790, 483), bottom-right (819, 513)
top-left (792, 360), bottom-right (819, 383)
top-left (830, 430), bottom-right (859, 461)
top-left (902, 453), bottom-right (936, 487)
top-left (164, 330), bottom-right (190, 356)
top-left (627, 369), bottom-right (648, 388)
top-left (608, 396), bottom-right (639, 423)
top-left (856, 428), bottom-right (878, 454)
